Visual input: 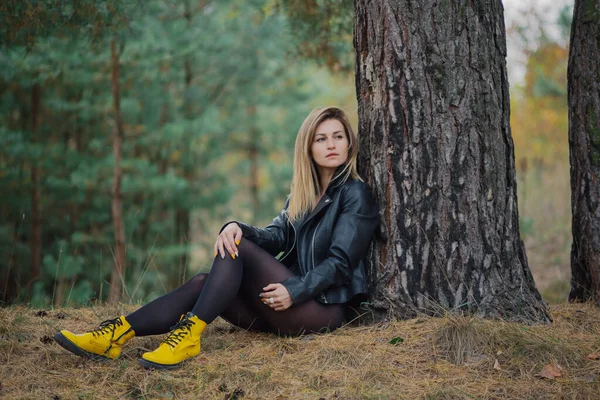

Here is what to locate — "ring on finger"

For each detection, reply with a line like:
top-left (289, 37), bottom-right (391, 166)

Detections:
top-left (269, 297), bottom-right (274, 305)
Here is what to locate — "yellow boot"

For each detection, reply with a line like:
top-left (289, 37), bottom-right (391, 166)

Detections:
top-left (139, 312), bottom-right (207, 370)
top-left (54, 316), bottom-right (135, 361)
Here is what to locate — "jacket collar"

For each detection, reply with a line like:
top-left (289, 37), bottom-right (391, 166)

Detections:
top-left (296, 173), bottom-right (349, 228)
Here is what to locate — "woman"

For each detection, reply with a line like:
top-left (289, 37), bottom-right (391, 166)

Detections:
top-left (54, 106), bottom-right (379, 370)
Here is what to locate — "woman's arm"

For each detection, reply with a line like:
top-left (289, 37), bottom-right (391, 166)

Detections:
top-left (218, 196), bottom-right (290, 257)
top-left (280, 181), bottom-right (379, 305)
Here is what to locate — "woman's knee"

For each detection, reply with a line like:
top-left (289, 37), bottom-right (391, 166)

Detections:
top-left (186, 273), bottom-right (208, 292)
top-left (236, 238), bottom-right (256, 253)
top-left (237, 238), bottom-right (275, 264)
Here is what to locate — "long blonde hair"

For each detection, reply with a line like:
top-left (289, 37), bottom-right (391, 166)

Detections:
top-left (287, 106), bottom-right (361, 222)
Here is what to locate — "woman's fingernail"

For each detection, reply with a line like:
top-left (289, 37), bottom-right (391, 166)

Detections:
top-left (214, 252), bottom-right (217, 257)
top-left (231, 253), bottom-right (235, 259)
top-left (221, 254), bottom-right (225, 259)
top-left (235, 251), bottom-right (239, 257)
top-left (235, 240), bottom-right (240, 245)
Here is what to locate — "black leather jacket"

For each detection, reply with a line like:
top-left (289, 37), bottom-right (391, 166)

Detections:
top-left (222, 177), bottom-right (379, 305)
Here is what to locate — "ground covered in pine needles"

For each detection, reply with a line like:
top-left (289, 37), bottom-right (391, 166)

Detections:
top-left (1, 303), bottom-right (599, 400)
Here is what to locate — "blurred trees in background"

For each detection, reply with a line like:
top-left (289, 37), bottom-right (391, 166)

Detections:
top-left (507, 4), bottom-right (574, 303)
top-left (510, 5), bottom-right (572, 169)
top-left (0, 0), bottom-right (355, 306)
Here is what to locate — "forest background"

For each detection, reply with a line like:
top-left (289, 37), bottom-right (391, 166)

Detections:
top-left (0, 0), bottom-right (574, 308)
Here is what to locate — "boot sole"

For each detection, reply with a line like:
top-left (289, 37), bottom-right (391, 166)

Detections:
top-left (53, 332), bottom-right (113, 362)
top-left (138, 357), bottom-right (186, 370)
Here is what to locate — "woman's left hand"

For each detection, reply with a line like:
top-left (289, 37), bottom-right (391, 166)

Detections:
top-left (260, 283), bottom-right (293, 311)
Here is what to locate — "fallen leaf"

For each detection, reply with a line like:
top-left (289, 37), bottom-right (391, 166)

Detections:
top-left (493, 359), bottom-right (501, 370)
top-left (585, 352), bottom-right (600, 360)
top-left (538, 363), bottom-right (563, 380)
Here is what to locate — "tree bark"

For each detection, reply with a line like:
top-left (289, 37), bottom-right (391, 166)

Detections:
top-left (568, 0), bottom-right (600, 304)
top-left (354, 0), bottom-right (550, 322)
top-left (108, 38), bottom-right (127, 303)
top-left (29, 83), bottom-right (42, 287)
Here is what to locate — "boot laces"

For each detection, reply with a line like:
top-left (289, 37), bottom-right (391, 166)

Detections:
top-left (90, 317), bottom-right (123, 338)
top-left (162, 316), bottom-right (195, 348)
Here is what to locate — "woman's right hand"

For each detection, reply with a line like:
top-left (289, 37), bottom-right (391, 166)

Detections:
top-left (214, 223), bottom-right (243, 259)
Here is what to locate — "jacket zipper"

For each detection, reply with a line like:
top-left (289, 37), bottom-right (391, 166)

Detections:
top-left (311, 218), bottom-right (327, 303)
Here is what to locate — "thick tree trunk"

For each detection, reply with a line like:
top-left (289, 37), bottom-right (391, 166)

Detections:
top-left (355, 0), bottom-right (550, 322)
top-left (568, 0), bottom-right (600, 304)
top-left (29, 83), bottom-right (42, 287)
top-left (108, 38), bottom-right (127, 303)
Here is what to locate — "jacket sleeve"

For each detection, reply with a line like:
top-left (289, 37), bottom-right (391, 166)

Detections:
top-left (219, 196), bottom-right (289, 256)
top-left (280, 181), bottom-right (379, 305)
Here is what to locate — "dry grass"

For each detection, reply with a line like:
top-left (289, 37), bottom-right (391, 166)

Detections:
top-left (1, 303), bottom-right (599, 400)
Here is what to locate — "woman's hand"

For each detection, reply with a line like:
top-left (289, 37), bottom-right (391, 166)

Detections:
top-left (214, 223), bottom-right (242, 259)
top-left (260, 283), bottom-right (293, 311)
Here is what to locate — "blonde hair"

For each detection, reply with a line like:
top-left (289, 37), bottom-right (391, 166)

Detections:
top-left (287, 106), bottom-right (361, 222)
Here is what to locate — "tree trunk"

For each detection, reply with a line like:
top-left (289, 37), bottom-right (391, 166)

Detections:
top-left (2, 220), bottom-right (20, 302)
top-left (568, 0), bottom-right (600, 304)
top-left (248, 105), bottom-right (260, 223)
top-left (29, 83), bottom-right (42, 287)
top-left (108, 38), bottom-right (127, 303)
top-left (354, 0), bottom-right (550, 322)
top-left (174, 0), bottom-right (194, 284)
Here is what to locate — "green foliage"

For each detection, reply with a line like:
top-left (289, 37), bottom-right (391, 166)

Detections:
top-left (277, 0), bottom-right (354, 71)
top-left (389, 337), bottom-right (404, 345)
top-left (510, 7), bottom-right (571, 167)
top-left (519, 216), bottom-right (535, 238)
top-left (0, 0), bottom-right (140, 48)
top-left (0, 0), bottom-right (355, 306)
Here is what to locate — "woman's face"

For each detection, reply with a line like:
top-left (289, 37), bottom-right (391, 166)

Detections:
top-left (310, 118), bottom-right (349, 172)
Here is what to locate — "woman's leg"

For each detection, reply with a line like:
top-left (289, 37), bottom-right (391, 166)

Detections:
top-left (125, 274), bottom-right (208, 336)
top-left (126, 272), bottom-right (273, 335)
top-left (139, 239), bottom-right (344, 369)
top-left (192, 240), bottom-right (345, 336)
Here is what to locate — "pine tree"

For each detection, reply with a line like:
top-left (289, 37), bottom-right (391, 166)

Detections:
top-left (354, 0), bottom-right (550, 322)
top-left (567, 0), bottom-right (600, 304)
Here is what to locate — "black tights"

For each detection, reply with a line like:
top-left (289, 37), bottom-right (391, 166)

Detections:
top-left (125, 240), bottom-right (345, 336)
